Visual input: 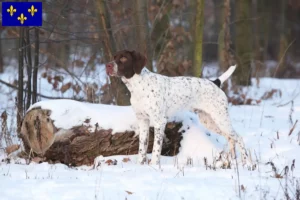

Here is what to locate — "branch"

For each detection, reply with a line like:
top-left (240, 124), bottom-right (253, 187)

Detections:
top-left (0, 79), bottom-right (85, 101)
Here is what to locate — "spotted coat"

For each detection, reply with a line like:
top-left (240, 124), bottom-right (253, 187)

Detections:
top-left (106, 50), bottom-right (251, 166)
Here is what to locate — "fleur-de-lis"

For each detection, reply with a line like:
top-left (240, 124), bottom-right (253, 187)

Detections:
top-left (17, 13), bottom-right (27, 24)
top-left (28, 5), bottom-right (38, 16)
top-left (7, 5), bottom-right (16, 16)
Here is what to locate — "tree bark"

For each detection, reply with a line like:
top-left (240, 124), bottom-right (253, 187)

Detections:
top-left (32, 27), bottom-right (39, 104)
top-left (151, 1), bottom-right (172, 61)
top-left (218, 0), bottom-right (234, 94)
top-left (25, 28), bottom-right (32, 110)
top-left (275, 0), bottom-right (288, 78)
top-left (134, 0), bottom-right (153, 71)
top-left (234, 0), bottom-right (253, 86)
top-left (94, 0), bottom-right (130, 105)
top-left (20, 108), bottom-right (183, 166)
top-left (0, 30), bottom-right (3, 73)
top-left (193, 0), bottom-right (205, 77)
top-left (218, 0), bottom-right (233, 71)
top-left (17, 27), bottom-right (25, 133)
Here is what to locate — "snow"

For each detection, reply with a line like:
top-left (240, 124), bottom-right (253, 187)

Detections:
top-left (28, 99), bottom-right (137, 133)
top-left (28, 99), bottom-right (225, 166)
top-left (1, 64), bottom-right (300, 199)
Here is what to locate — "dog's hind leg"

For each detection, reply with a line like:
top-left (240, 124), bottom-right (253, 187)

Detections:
top-left (196, 104), bottom-right (250, 166)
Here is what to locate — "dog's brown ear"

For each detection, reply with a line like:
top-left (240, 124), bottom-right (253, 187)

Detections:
top-left (131, 50), bottom-right (147, 74)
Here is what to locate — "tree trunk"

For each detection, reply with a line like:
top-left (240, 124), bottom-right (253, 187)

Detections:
top-left (25, 28), bottom-right (32, 110)
top-left (20, 108), bottom-right (183, 166)
top-left (151, 1), bottom-right (172, 61)
top-left (17, 27), bottom-right (25, 133)
top-left (193, 0), bottom-right (205, 77)
top-left (218, 0), bottom-right (234, 71)
top-left (32, 27), bottom-right (39, 104)
top-left (0, 31), bottom-right (3, 73)
top-left (261, 2), bottom-right (270, 63)
top-left (218, 0), bottom-right (234, 94)
top-left (275, 0), bottom-right (288, 78)
top-left (94, 0), bottom-right (130, 105)
top-left (134, 0), bottom-right (153, 71)
top-left (234, 0), bottom-right (252, 86)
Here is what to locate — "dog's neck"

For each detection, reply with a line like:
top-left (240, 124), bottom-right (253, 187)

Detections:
top-left (121, 67), bottom-right (150, 92)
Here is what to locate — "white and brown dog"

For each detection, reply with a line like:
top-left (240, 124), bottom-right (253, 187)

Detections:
top-left (106, 50), bottom-right (251, 166)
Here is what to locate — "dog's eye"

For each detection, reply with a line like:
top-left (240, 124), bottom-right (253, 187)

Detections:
top-left (120, 57), bottom-right (127, 63)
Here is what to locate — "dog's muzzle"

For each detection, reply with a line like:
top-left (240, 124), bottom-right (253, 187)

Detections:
top-left (105, 62), bottom-right (116, 76)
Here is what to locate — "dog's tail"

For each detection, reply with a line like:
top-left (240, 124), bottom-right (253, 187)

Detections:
top-left (212, 65), bottom-right (236, 87)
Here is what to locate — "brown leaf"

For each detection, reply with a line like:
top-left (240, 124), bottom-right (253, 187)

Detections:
top-left (241, 184), bottom-right (246, 192)
top-left (125, 191), bottom-right (133, 195)
top-left (84, 118), bottom-right (91, 124)
top-left (1, 111), bottom-right (7, 120)
top-left (275, 173), bottom-right (283, 179)
top-left (41, 72), bottom-right (47, 78)
top-left (61, 82), bottom-right (72, 93)
top-left (47, 76), bottom-right (52, 83)
top-left (122, 158), bottom-right (131, 163)
top-left (5, 144), bottom-right (20, 155)
top-left (261, 89), bottom-right (282, 100)
top-left (105, 159), bottom-right (117, 165)
top-left (72, 84), bottom-right (82, 94)
top-left (54, 75), bottom-right (64, 82)
top-left (72, 59), bottom-right (85, 68)
top-left (53, 80), bottom-right (59, 89)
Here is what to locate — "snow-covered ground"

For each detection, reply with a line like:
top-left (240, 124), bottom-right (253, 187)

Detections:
top-left (1, 64), bottom-right (300, 200)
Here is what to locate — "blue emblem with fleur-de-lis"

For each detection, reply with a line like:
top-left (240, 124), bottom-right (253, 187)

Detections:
top-left (2, 2), bottom-right (42, 26)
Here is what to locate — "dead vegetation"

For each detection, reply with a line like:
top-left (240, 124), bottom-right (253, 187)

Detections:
top-left (228, 87), bottom-right (282, 105)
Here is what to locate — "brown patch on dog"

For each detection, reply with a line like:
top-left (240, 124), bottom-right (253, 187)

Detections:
top-left (111, 50), bottom-right (147, 79)
top-left (120, 57), bottom-right (128, 63)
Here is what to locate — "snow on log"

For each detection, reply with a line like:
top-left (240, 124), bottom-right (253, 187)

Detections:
top-left (20, 100), bottom-right (226, 166)
top-left (19, 100), bottom-right (183, 166)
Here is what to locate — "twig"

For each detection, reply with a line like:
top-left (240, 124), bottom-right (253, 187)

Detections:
top-left (234, 145), bottom-right (241, 198)
top-left (0, 79), bottom-right (86, 101)
top-left (273, 39), bottom-right (296, 78)
top-left (288, 120), bottom-right (298, 136)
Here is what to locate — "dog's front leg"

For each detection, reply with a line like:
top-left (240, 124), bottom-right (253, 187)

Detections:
top-left (137, 119), bottom-right (150, 164)
top-left (150, 122), bottom-right (167, 165)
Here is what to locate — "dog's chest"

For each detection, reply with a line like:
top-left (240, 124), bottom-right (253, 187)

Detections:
top-left (130, 81), bottom-right (162, 114)
top-left (123, 72), bottom-right (165, 115)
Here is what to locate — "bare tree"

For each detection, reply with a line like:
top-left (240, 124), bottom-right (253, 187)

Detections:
top-left (275, 0), bottom-right (288, 78)
top-left (218, 0), bottom-right (233, 71)
top-left (0, 30), bottom-right (3, 73)
top-left (192, 0), bottom-right (205, 77)
top-left (134, 0), bottom-right (153, 71)
top-left (95, 0), bottom-right (130, 105)
top-left (234, 0), bottom-right (252, 86)
top-left (25, 28), bottom-right (32, 110)
top-left (32, 28), bottom-right (39, 104)
top-left (17, 27), bottom-right (25, 133)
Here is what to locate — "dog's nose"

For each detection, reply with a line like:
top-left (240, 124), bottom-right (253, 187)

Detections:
top-left (106, 63), bottom-right (113, 69)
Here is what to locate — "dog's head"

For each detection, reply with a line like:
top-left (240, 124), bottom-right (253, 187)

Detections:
top-left (105, 50), bottom-right (147, 79)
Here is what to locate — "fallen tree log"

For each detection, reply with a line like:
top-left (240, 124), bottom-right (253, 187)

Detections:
top-left (20, 107), bottom-right (183, 166)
